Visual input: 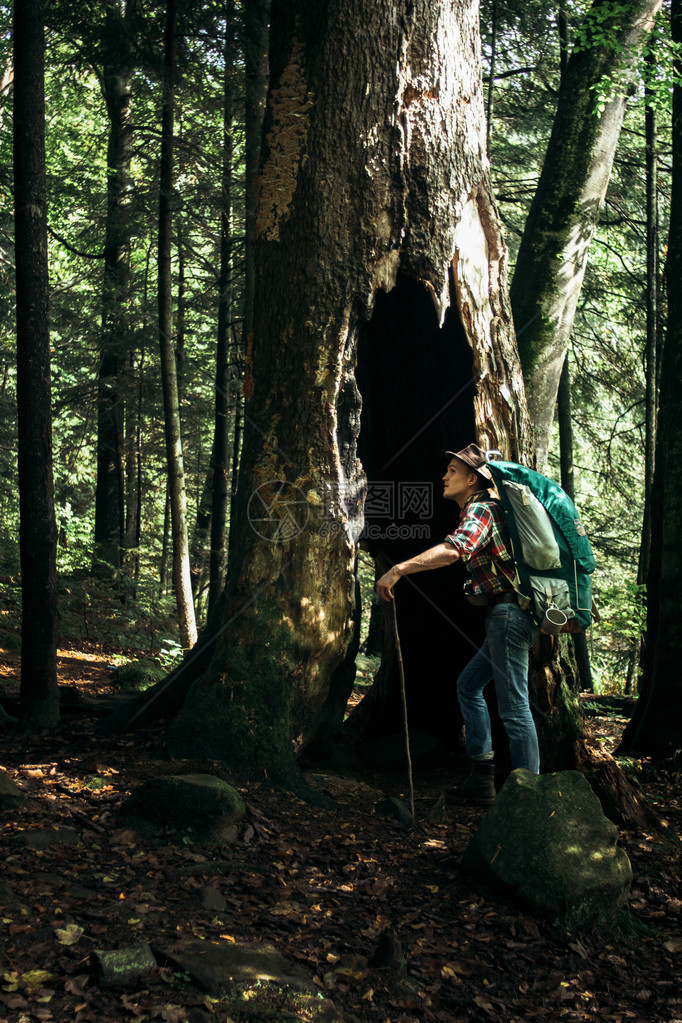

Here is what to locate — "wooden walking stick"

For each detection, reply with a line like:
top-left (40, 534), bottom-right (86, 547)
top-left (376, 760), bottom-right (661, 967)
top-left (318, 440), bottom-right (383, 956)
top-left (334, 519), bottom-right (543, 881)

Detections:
top-left (390, 599), bottom-right (415, 821)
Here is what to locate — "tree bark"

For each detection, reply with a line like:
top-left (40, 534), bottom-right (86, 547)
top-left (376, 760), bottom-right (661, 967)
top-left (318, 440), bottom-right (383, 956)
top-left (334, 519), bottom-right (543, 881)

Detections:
top-left (166, 0), bottom-right (528, 780)
top-left (485, 0), bottom-right (497, 151)
top-left (209, 5), bottom-right (236, 616)
top-left (14, 0), bottom-right (60, 728)
top-left (625, 64), bottom-right (659, 695)
top-left (241, 0), bottom-right (270, 349)
top-left (555, 8), bottom-right (592, 696)
top-left (157, 0), bottom-right (197, 649)
top-left (510, 0), bottom-right (661, 470)
top-left (94, 0), bottom-right (141, 576)
top-left (618, 0), bottom-right (682, 759)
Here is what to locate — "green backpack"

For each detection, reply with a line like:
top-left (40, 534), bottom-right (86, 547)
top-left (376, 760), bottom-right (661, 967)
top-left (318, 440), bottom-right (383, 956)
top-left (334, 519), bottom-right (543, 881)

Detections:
top-left (486, 459), bottom-right (597, 633)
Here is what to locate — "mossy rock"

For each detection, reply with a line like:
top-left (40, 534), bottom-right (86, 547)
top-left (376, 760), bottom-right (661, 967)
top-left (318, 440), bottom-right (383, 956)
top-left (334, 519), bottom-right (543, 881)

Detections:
top-left (111, 658), bottom-right (166, 692)
top-left (120, 773), bottom-right (246, 839)
top-left (463, 769), bottom-right (632, 932)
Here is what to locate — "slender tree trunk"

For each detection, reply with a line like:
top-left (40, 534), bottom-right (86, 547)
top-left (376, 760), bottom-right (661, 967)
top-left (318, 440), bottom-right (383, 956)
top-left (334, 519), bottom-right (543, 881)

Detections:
top-left (176, 218), bottom-right (186, 403)
top-left (133, 353), bottom-right (143, 599)
top-left (189, 467), bottom-right (213, 601)
top-left (558, 0), bottom-right (569, 77)
top-left (94, 2), bottom-right (141, 575)
top-left (485, 0), bottom-right (497, 151)
top-left (511, 0), bottom-right (661, 470)
top-left (166, 0), bottom-right (528, 779)
top-left (241, 0), bottom-right (270, 349)
top-left (159, 483), bottom-right (171, 598)
top-left (221, 0), bottom-right (269, 546)
top-left (554, 2), bottom-right (593, 695)
top-left (157, 0), bottom-right (197, 649)
top-left (625, 66), bottom-right (659, 694)
top-left (123, 351), bottom-right (140, 578)
top-left (619, 0), bottom-right (682, 756)
top-left (209, 5), bottom-right (236, 615)
top-left (14, 0), bottom-right (59, 728)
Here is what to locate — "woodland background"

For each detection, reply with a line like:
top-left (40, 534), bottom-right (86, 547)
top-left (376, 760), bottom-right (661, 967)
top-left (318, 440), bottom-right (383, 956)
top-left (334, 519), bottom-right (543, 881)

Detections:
top-left (2, 0), bottom-right (673, 691)
top-left (2, 2), bottom-right (682, 1021)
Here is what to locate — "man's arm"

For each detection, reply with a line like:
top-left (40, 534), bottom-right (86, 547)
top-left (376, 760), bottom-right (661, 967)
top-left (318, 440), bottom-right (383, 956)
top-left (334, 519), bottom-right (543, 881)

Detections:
top-left (376, 542), bottom-right (460, 602)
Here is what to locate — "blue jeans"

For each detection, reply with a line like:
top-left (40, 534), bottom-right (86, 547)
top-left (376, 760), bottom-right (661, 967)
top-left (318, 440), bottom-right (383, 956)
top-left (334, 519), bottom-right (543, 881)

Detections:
top-left (457, 603), bottom-right (541, 773)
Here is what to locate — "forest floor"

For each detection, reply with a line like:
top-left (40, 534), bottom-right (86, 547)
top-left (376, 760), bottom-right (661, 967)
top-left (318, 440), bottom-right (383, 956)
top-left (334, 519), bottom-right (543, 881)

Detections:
top-left (1, 643), bottom-right (681, 1023)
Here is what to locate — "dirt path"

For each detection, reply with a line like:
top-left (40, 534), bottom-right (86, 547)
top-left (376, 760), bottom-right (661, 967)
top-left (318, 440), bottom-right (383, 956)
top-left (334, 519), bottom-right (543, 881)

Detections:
top-left (0, 658), bottom-right (680, 1022)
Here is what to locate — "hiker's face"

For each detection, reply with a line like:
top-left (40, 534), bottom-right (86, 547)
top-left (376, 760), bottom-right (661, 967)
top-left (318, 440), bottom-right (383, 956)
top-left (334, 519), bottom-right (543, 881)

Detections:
top-left (442, 459), bottom-right (478, 504)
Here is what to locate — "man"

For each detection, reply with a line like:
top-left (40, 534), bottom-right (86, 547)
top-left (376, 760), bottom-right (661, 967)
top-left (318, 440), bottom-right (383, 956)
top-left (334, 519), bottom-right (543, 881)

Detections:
top-left (376, 443), bottom-right (540, 804)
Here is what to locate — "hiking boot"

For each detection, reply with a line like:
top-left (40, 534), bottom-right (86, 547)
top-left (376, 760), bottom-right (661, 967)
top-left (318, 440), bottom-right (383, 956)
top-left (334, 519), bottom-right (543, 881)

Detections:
top-left (446, 760), bottom-right (496, 806)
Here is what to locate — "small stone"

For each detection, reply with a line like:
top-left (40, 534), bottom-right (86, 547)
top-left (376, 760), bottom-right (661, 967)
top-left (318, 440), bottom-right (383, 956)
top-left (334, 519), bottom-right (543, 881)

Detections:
top-left (200, 885), bottom-right (227, 913)
top-left (377, 796), bottom-right (415, 829)
top-left (213, 822), bottom-right (239, 845)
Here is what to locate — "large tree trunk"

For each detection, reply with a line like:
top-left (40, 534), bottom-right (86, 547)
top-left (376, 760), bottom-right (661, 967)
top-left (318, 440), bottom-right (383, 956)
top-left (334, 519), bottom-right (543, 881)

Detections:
top-left (157, 0), bottom-right (197, 650)
top-left (618, 0), bottom-right (682, 759)
top-left (14, 0), bottom-right (59, 729)
top-left (510, 0), bottom-right (661, 470)
top-left (166, 0), bottom-right (527, 780)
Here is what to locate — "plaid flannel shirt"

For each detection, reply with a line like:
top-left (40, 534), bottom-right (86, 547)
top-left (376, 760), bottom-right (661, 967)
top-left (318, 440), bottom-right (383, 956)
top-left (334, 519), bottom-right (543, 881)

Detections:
top-left (444, 492), bottom-right (515, 599)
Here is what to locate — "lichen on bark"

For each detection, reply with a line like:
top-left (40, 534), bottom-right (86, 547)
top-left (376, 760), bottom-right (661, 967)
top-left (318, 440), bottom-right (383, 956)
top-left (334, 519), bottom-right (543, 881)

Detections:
top-left (255, 37), bottom-right (313, 242)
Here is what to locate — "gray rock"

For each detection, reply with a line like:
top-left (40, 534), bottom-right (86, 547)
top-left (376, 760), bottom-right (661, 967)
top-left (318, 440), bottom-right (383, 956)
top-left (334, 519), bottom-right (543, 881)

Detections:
top-left (14, 826), bottom-right (80, 850)
top-left (156, 937), bottom-right (341, 1018)
top-left (120, 773), bottom-right (246, 840)
top-left (0, 772), bottom-right (24, 810)
top-left (462, 769), bottom-right (632, 931)
top-left (156, 938), bottom-right (309, 992)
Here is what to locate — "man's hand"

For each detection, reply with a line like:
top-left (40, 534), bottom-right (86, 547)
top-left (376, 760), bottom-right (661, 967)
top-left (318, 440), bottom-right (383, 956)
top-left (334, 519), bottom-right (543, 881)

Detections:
top-left (376, 565), bottom-right (402, 602)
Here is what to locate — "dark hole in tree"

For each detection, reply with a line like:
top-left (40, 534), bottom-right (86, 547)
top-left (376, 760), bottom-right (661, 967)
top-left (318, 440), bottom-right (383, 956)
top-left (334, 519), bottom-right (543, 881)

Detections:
top-left (352, 271), bottom-right (489, 748)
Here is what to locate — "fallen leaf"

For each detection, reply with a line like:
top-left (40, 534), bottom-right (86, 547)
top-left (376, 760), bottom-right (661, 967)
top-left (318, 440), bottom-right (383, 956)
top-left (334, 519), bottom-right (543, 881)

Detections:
top-left (55, 923), bottom-right (84, 946)
top-left (20, 970), bottom-right (56, 995)
top-left (64, 975), bottom-right (90, 997)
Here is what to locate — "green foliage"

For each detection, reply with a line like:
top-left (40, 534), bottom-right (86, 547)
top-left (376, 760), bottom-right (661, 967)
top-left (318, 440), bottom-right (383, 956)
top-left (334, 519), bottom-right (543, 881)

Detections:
top-left (572, 0), bottom-right (640, 52)
top-left (110, 657), bottom-right (166, 692)
top-left (599, 580), bottom-right (647, 644)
